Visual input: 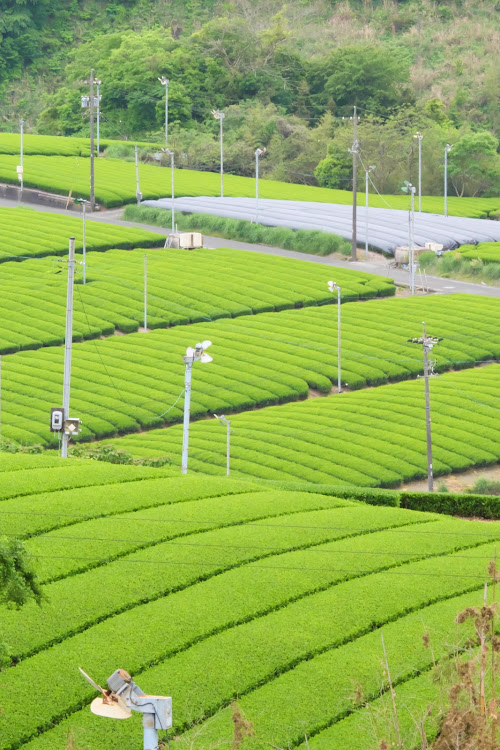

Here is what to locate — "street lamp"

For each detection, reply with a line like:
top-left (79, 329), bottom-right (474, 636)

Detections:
top-left (214, 414), bottom-right (231, 476)
top-left (413, 132), bottom-right (423, 213)
top-left (164, 148), bottom-right (175, 233)
top-left (18, 118), bottom-right (24, 194)
top-left (327, 281), bottom-right (342, 394)
top-left (444, 144), bottom-right (452, 218)
top-left (158, 76), bottom-right (169, 146)
top-left (212, 109), bottom-right (225, 197)
top-left (363, 164), bottom-right (375, 258)
top-left (401, 180), bottom-right (416, 294)
top-left (181, 341), bottom-right (213, 474)
top-left (255, 147), bottom-right (267, 222)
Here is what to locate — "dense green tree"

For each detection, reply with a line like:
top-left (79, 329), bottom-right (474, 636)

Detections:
top-left (0, 536), bottom-right (42, 608)
top-left (448, 131), bottom-right (500, 197)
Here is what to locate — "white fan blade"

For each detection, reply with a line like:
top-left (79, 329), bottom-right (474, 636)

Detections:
top-left (201, 340), bottom-right (212, 349)
top-left (186, 346), bottom-right (195, 357)
top-left (200, 353), bottom-right (213, 363)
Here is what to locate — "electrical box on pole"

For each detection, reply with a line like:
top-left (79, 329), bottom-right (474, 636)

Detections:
top-left (50, 408), bottom-right (65, 432)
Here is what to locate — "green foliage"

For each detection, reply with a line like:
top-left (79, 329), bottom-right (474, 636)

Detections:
top-left (466, 478), bottom-right (500, 496)
top-left (448, 131), bottom-right (500, 197)
top-left (459, 242), bottom-right (500, 264)
top-left (124, 204), bottom-right (351, 256)
top-left (400, 491), bottom-right (500, 519)
top-left (0, 537), bottom-right (42, 609)
top-left (69, 442), bottom-right (171, 467)
top-left (111, 364), bottom-right (500, 487)
top-left (314, 142), bottom-right (352, 190)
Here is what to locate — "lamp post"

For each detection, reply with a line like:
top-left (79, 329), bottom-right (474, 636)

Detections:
top-left (158, 76), bottom-right (169, 146)
top-left (327, 281), bottom-right (342, 394)
top-left (181, 341), bottom-right (213, 474)
top-left (214, 414), bottom-right (231, 476)
top-left (74, 198), bottom-right (90, 284)
top-left (401, 181), bottom-right (416, 295)
top-left (212, 109), bottom-right (225, 197)
top-left (413, 132), bottom-right (423, 213)
top-left (363, 164), bottom-right (375, 257)
top-left (255, 147), bottom-right (266, 222)
top-left (164, 148), bottom-right (175, 232)
top-left (444, 144), bottom-right (452, 218)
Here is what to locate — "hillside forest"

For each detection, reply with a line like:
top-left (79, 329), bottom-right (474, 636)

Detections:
top-left (1, 0), bottom-right (500, 196)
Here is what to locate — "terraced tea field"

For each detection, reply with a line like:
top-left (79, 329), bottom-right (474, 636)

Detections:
top-left (0, 151), bottom-right (498, 217)
top-left (459, 241), bottom-right (500, 263)
top-left (112, 365), bottom-right (500, 486)
top-left (1, 294), bottom-right (499, 447)
top-left (0, 457), bottom-right (498, 750)
top-left (0, 207), bottom-right (161, 262)
top-left (0, 244), bottom-right (394, 353)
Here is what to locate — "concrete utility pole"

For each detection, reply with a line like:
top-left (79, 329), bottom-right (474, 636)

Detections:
top-left (158, 76), bottom-right (169, 146)
top-left (61, 237), bottom-right (76, 459)
top-left (351, 106), bottom-right (359, 261)
top-left (212, 110), bottom-right (225, 197)
top-left (89, 70), bottom-right (96, 211)
top-left (444, 144), bottom-right (452, 217)
top-left (408, 323), bottom-right (442, 492)
top-left (413, 132), bottom-right (423, 213)
top-left (134, 144), bottom-right (142, 204)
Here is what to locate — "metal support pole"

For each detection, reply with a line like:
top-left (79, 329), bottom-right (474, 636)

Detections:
top-left (255, 150), bottom-right (259, 221)
top-left (226, 420), bottom-right (230, 477)
top-left (220, 115), bottom-right (224, 198)
top-left (135, 144), bottom-right (141, 204)
top-left (422, 322), bottom-right (434, 492)
top-left (165, 80), bottom-right (169, 146)
top-left (337, 287), bottom-right (341, 394)
top-left (19, 118), bottom-right (24, 193)
top-left (82, 202), bottom-right (86, 284)
top-left (142, 713), bottom-right (158, 750)
top-left (170, 151), bottom-right (175, 232)
top-left (181, 361), bottom-right (193, 474)
top-left (351, 106), bottom-right (358, 262)
top-left (409, 186), bottom-right (415, 295)
top-left (89, 70), bottom-right (95, 211)
top-left (365, 169), bottom-right (369, 258)
top-left (444, 144), bottom-right (451, 218)
top-left (418, 135), bottom-right (422, 213)
top-left (0, 354), bottom-right (2, 443)
top-left (61, 237), bottom-right (76, 458)
top-left (96, 81), bottom-right (100, 155)
top-left (144, 254), bottom-right (147, 331)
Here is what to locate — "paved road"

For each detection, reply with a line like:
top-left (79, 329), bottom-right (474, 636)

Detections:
top-left (2, 197), bottom-right (500, 298)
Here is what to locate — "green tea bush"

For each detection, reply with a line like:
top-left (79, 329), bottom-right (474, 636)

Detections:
top-left (0, 151), bottom-right (498, 216)
top-left (113, 365), bottom-right (500, 487)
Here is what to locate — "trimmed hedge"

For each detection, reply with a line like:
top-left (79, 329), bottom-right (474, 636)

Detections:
top-left (0, 151), bottom-right (498, 216)
top-left (124, 204), bottom-right (351, 256)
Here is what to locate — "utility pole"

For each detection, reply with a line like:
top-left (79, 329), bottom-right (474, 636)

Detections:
top-left (61, 237), bottom-right (76, 459)
top-left (413, 132), bottom-right (423, 213)
top-left (255, 148), bottom-right (266, 222)
top-left (158, 76), bottom-right (169, 146)
top-left (212, 110), bottom-right (225, 197)
top-left (95, 78), bottom-right (101, 154)
top-left (351, 106), bottom-right (359, 262)
top-left (444, 144), bottom-right (452, 217)
top-left (89, 70), bottom-right (95, 211)
top-left (144, 254), bottom-right (147, 332)
top-left (364, 164), bottom-right (375, 258)
top-left (135, 145), bottom-right (142, 204)
top-left (401, 181), bottom-right (416, 294)
top-left (19, 118), bottom-right (24, 194)
top-left (408, 323), bottom-right (442, 492)
top-left (165, 148), bottom-right (175, 232)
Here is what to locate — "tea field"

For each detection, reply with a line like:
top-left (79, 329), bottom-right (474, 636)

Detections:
top-left (0, 243), bottom-right (394, 353)
top-left (111, 365), bottom-right (500, 486)
top-left (0, 207), bottom-right (162, 262)
top-left (1, 294), bottom-right (499, 447)
top-left (0, 456), bottom-right (498, 750)
top-left (0, 152), bottom-right (498, 217)
top-left (459, 241), bottom-right (500, 263)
